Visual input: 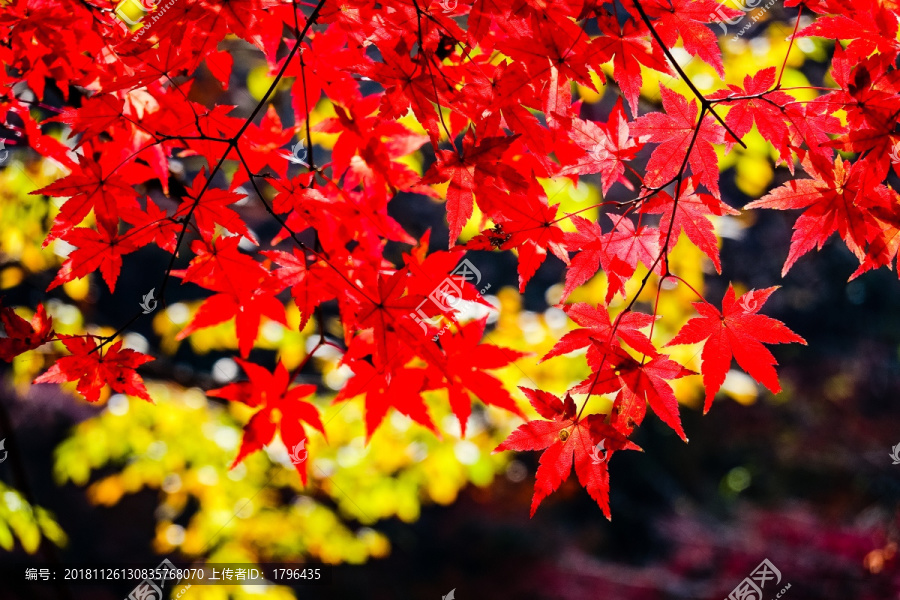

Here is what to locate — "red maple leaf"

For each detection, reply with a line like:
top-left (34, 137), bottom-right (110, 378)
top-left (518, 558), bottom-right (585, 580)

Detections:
top-left (571, 346), bottom-right (695, 441)
top-left (744, 155), bottom-right (884, 275)
top-left (175, 237), bottom-right (287, 358)
top-left (642, 177), bottom-right (739, 273)
top-left (335, 361), bottom-right (437, 439)
top-left (34, 336), bottom-right (154, 403)
top-left (665, 285), bottom-right (806, 412)
top-left (438, 317), bottom-right (530, 436)
top-left (542, 303), bottom-right (657, 363)
top-left (495, 387), bottom-right (640, 517)
top-left (420, 131), bottom-right (521, 243)
top-left (557, 99), bottom-right (644, 195)
top-left (174, 172), bottom-right (258, 243)
top-left (49, 226), bottom-right (139, 292)
top-left (53, 95), bottom-right (125, 147)
top-left (634, 0), bottom-right (743, 78)
top-left (632, 87), bottom-right (726, 197)
top-left (590, 15), bottom-right (671, 115)
top-left (461, 187), bottom-right (568, 292)
top-left (0, 303), bottom-right (53, 362)
top-left (562, 215), bottom-right (661, 302)
top-left (34, 150), bottom-right (148, 244)
top-left (708, 67), bottom-right (797, 166)
top-left (208, 359), bottom-right (325, 484)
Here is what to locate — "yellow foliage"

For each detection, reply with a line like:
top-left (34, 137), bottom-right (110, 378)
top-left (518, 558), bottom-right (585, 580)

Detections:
top-left (0, 481), bottom-right (67, 553)
top-left (53, 378), bottom-right (518, 581)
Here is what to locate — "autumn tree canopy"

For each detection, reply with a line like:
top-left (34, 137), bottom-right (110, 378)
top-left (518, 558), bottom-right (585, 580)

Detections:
top-left (1, 0), bottom-right (899, 536)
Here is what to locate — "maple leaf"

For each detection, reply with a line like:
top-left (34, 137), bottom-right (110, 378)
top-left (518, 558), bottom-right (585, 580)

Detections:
top-left (174, 173), bottom-right (257, 243)
top-left (562, 215), bottom-right (661, 303)
top-left (34, 336), bottom-right (154, 403)
top-left (17, 108), bottom-right (79, 169)
top-left (420, 131), bottom-right (520, 243)
top-left (34, 150), bottom-right (146, 244)
top-left (263, 249), bottom-right (334, 331)
top-left (175, 238), bottom-right (287, 358)
top-left (542, 303), bottom-right (657, 363)
top-left (113, 38), bottom-right (193, 90)
top-left (642, 177), bottom-right (739, 273)
top-left (232, 105), bottom-right (296, 187)
top-left (666, 286), bottom-right (806, 412)
top-left (53, 95), bottom-right (125, 146)
top-left (590, 15), bottom-right (672, 115)
top-left (49, 226), bottom-right (139, 292)
top-left (744, 156), bottom-right (879, 275)
top-left (632, 87), bottom-right (726, 197)
top-left (364, 39), bottom-right (451, 148)
top-left (0, 303), bottom-right (53, 362)
top-left (495, 387), bottom-right (640, 517)
top-left (318, 97), bottom-right (431, 199)
top-left (796, 1), bottom-right (900, 62)
top-left (557, 99), bottom-right (644, 195)
top-left (461, 187), bottom-right (568, 292)
top-left (438, 317), bottom-right (530, 436)
top-left (339, 267), bottom-right (425, 370)
top-left (851, 195), bottom-right (900, 280)
top-left (816, 50), bottom-right (900, 181)
top-left (335, 361), bottom-right (437, 439)
top-left (708, 67), bottom-right (796, 166)
top-left (635, 0), bottom-right (743, 78)
top-left (208, 359), bottom-right (324, 485)
top-left (571, 346), bottom-right (695, 441)
top-left (120, 199), bottom-right (181, 253)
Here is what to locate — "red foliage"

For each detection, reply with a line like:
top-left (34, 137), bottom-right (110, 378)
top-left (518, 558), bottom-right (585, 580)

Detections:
top-left (1, 0), bottom-right (897, 517)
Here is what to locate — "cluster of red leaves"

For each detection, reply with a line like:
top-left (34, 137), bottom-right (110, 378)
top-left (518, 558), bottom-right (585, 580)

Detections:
top-left (1, 0), bottom-right (897, 515)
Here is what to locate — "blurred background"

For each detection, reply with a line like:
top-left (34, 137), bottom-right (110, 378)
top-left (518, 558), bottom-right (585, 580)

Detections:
top-left (1, 3), bottom-right (900, 600)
